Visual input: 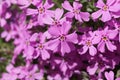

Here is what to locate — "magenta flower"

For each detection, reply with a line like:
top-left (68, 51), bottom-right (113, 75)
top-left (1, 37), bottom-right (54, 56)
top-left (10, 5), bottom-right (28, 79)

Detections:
top-left (92, 0), bottom-right (120, 22)
top-left (47, 22), bottom-right (78, 55)
top-left (27, 0), bottom-right (54, 25)
top-left (62, 1), bottom-right (90, 22)
top-left (43, 8), bottom-right (66, 26)
top-left (95, 27), bottom-right (117, 53)
top-left (30, 33), bottom-right (50, 60)
top-left (79, 31), bottom-right (98, 56)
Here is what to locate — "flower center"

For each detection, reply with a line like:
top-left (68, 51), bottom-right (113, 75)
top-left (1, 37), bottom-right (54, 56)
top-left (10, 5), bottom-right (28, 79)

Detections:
top-left (73, 9), bottom-right (79, 14)
top-left (39, 7), bottom-right (45, 14)
top-left (102, 35), bottom-right (108, 41)
top-left (102, 5), bottom-right (109, 11)
top-left (59, 34), bottom-right (66, 41)
top-left (38, 43), bottom-right (44, 50)
top-left (53, 19), bottom-right (60, 26)
top-left (86, 40), bottom-right (92, 47)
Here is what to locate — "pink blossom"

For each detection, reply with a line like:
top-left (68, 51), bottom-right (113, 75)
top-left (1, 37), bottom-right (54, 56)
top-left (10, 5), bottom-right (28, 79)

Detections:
top-left (62, 1), bottom-right (90, 22)
top-left (92, 0), bottom-right (120, 22)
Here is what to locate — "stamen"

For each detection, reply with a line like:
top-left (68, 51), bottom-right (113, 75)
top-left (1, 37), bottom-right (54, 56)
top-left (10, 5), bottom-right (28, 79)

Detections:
top-left (59, 34), bottom-right (66, 41)
top-left (102, 5), bottom-right (109, 11)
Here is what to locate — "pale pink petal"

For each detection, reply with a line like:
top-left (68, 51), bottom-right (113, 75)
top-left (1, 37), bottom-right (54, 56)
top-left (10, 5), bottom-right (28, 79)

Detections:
top-left (107, 0), bottom-right (115, 6)
top-left (109, 3), bottom-right (120, 12)
top-left (43, 15), bottom-right (54, 25)
top-left (65, 12), bottom-right (74, 18)
top-left (96, 0), bottom-right (105, 8)
top-left (61, 22), bottom-right (71, 34)
top-left (27, 8), bottom-right (38, 15)
top-left (60, 61), bottom-right (67, 75)
top-left (80, 45), bottom-right (88, 54)
top-left (30, 33), bottom-right (38, 42)
top-left (61, 41), bottom-right (71, 56)
top-left (101, 11), bottom-right (112, 22)
top-left (38, 14), bottom-right (44, 25)
top-left (105, 71), bottom-right (114, 80)
top-left (47, 39), bottom-right (60, 50)
top-left (108, 30), bottom-right (118, 39)
top-left (48, 27), bottom-right (60, 36)
top-left (44, 0), bottom-right (54, 9)
top-left (66, 32), bottom-right (78, 43)
top-left (34, 73), bottom-right (43, 80)
top-left (80, 12), bottom-right (90, 21)
top-left (55, 8), bottom-right (64, 20)
top-left (62, 1), bottom-right (73, 11)
top-left (87, 63), bottom-right (98, 75)
top-left (106, 41), bottom-right (116, 52)
top-left (76, 14), bottom-right (82, 22)
top-left (97, 41), bottom-right (105, 53)
top-left (89, 46), bottom-right (97, 56)
top-left (41, 49), bottom-right (50, 60)
top-left (1, 31), bottom-right (8, 38)
top-left (92, 10), bottom-right (102, 19)
top-left (73, 2), bottom-right (82, 9)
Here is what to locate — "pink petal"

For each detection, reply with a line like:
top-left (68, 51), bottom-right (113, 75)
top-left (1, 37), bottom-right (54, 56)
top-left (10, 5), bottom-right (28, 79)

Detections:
top-left (106, 40), bottom-right (116, 52)
top-left (30, 33), bottom-right (38, 42)
top-left (61, 22), bottom-right (71, 34)
top-left (1, 31), bottom-right (8, 38)
top-left (62, 1), bottom-right (73, 12)
top-left (96, 0), bottom-right (105, 8)
top-left (38, 14), bottom-right (44, 25)
top-left (107, 0), bottom-right (115, 6)
top-left (109, 3), bottom-right (120, 12)
top-left (60, 61), bottom-right (67, 75)
top-left (108, 30), bottom-right (118, 39)
top-left (34, 73), bottom-right (43, 80)
top-left (47, 38), bottom-right (60, 51)
top-left (97, 41), bottom-right (105, 53)
top-left (43, 15), bottom-right (53, 25)
top-left (101, 11), bottom-right (112, 22)
top-left (75, 14), bottom-right (82, 22)
top-left (80, 45), bottom-right (88, 54)
top-left (65, 12), bottom-right (74, 18)
top-left (41, 49), bottom-right (50, 60)
top-left (92, 10), bottom-right (102, 19)
top-left (44, 0), bottom-right (54, 9)
top-left (66, 32), bottom-right (78, 43)
top-left (55, 8), bottom-right (64, 20)
top-left (89, 46), bottom-right (97, 56)
top-left (105, 71), bottom-right (114, 80)
top-left (48, 27), bottom-right (60, 36)
top-left (61, 41), bottom-right (71, 56)
top-left (80, 12), bottom-right (90, 21)
top-left (27, 8), bottom-right (38, 15)
top-left (87, 63), bottom-right (98, 75)
top-left (73, 2), bottom-right (82, 9)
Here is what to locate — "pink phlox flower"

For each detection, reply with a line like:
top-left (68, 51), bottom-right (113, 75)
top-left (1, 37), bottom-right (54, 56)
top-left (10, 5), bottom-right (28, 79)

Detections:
top-left (62, 1), bottom-right (90, 22)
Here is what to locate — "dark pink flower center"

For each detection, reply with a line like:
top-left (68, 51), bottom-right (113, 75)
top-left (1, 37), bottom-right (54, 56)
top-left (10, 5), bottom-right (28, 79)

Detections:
top-left (86, 40), bottom-right (92, 47)
top-left (102, 35), bottom-right (108, 41)
top-left (52, 19), bottom-right (60, 26)
top-left (38, 43), bottom-right (44, 50)
top-left (59, 34), bottom-right (66, 41)
top-left (39, 7), bottom-right (45, 14)
top-left (102, 5), bottom-right (109, 11)
top-left (73, 9), bottom-right (80, 14)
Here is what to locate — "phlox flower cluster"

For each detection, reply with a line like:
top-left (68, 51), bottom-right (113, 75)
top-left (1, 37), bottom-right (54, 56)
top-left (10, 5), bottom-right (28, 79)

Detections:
top-left (0, 0), bottom-right (120, 80)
